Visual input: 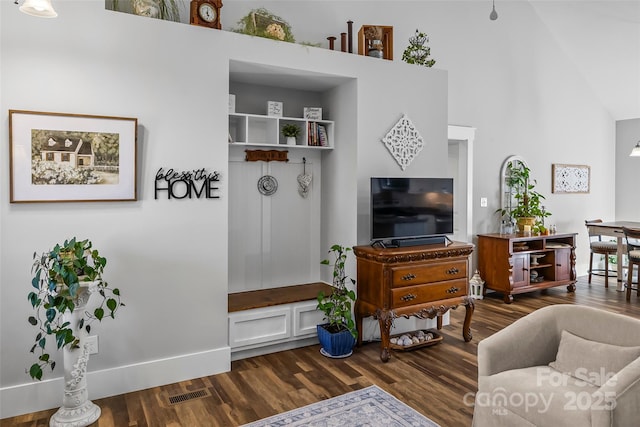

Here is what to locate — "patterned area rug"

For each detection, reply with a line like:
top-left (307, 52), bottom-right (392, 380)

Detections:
top-left (241, 385), bottom-right (440, 427)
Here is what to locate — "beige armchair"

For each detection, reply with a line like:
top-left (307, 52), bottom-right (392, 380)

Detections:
top-left (472, 304), bottom-right (640, 427)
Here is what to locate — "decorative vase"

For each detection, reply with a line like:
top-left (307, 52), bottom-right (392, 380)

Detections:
top-left (286, 136), bottom-right (296, 146)
top-left (317, 324), bottom-right (355, 357)
top-left (516, 217), bottom-right (536, 233)
top-left (368, 40), bottom-right (383, 58)
top-left (49, 282), bottom-right (101, 427)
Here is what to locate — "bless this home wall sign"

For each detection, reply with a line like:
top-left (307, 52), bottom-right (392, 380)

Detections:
top-left (155, 167), bottom-right (221, 199)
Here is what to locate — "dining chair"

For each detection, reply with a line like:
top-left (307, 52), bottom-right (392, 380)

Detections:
top-left (622, 226), bottom-right (640, 301)
top-left (585, 219), bottom-right (619, 288)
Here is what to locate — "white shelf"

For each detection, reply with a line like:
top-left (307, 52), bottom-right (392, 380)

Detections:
top-left (229, 113), bottom-right (334, 149)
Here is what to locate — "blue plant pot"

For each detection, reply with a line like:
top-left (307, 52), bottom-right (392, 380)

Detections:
top-left (317, 323), bottom-right (356, 357)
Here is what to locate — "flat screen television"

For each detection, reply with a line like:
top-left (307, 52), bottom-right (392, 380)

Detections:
top-left (371, 177), bottom-right (454, 242)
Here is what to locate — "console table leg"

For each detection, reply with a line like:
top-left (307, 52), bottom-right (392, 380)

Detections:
top-left (376, 309), bottom-right (393, 363)
top-left (463, 299), bottom-right (474, 342)
top-left (436, 315), bottom-right (443, 330)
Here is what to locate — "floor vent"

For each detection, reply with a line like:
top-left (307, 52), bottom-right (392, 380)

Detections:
top-left (168, 389), bottom-right (210, 405)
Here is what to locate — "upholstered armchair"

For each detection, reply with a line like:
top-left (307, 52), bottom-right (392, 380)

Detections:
top-left (472, 304), bottom-right (640, 427)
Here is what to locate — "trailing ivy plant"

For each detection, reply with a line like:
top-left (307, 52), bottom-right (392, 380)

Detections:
top-left (27, 237), bottom-right (124, 380)
top-left (317, 244), bottom-right (357, 339)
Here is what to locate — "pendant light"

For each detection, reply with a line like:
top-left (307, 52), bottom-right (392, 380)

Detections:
top-left (18, 0), bottom-right (58, 18)
top-left (630, 140), bottom-right (640, 157)
top-left (490, 0), bottom-right (498, 21)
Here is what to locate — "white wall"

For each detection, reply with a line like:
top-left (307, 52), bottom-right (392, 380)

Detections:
top-left (1, 0), bottom-right (627, 418)
top-left (616, 119), bottom-right (640, 220)
top-left (1, 1), bottom-right (448, 418)
top-left (1, 1), bottom-right (234, 417)
top-left (220, 0), bottom-right (618, 273)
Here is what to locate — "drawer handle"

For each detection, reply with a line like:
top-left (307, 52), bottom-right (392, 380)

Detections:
top-left (402, 273), bottom-right (416, 281)
top-left (446, 268), bottom-right (459, 275)
top-left (401, 293), bottom-right (417, 302)
top-left (446, 286), bottom-right (460, 294)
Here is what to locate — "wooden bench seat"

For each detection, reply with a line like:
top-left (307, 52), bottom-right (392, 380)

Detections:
top-left (228, 282), bottom-right (333, 312)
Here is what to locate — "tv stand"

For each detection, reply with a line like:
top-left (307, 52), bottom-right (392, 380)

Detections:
top-left (392, 235), bottom-right (448, 247)
top-left (354, 242), bottom-right (475, 362)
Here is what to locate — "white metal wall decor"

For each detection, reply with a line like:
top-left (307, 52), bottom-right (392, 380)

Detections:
top-left (382, 114), bottom-right (425, 171)
top-left (297, 157), bottom-right (312, 198)
top-left (551, 164), bottom-right (590, 193)
top-left (257, 175), bottom-right (278, 195)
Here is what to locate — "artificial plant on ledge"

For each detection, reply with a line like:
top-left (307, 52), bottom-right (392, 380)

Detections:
top-left (27, 237), bottom-right (124, 380)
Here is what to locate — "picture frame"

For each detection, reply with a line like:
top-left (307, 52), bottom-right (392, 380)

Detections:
top-left (551, 163), bottom-right (590, 194)
top-left (267, 101), bottom-right (283, 117)
top-left (228, 94), bottom-right (236, 113)
top-left (303, 107), bottom-right (322, 120)
top-left (9, 110), bottom-right (138, 203)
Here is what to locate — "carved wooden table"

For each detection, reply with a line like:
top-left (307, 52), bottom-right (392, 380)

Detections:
top-left (353, 242), bottom-right (474, 362)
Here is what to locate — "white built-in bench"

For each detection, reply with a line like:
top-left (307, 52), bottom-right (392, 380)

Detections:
top-left (228, 283), bottom-right (332, 360)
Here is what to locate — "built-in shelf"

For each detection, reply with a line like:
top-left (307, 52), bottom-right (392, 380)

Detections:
top-left (229, 113), bottom-right (334, 149)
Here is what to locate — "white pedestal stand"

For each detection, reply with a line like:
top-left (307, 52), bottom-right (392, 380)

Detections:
top-left (50, 283), bottom-right (101, 427)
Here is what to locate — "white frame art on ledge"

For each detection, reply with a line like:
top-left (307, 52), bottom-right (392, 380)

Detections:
top-left (551, 163), bottom-right (590, 194)
top-left (9, 110), bottom-right (138, 203)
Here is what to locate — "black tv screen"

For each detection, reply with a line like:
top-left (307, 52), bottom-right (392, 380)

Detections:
top-left (371, 177), bottom-right (454, 241)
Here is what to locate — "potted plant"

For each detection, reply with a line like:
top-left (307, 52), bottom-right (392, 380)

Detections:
top-left (497, 162), bottom-right (551, 233)
top-left (28, 237), bottom-right (123, 426)
top-left (317, 244), bottom-right (357, 358)
top-left (401, 29), bottom-right (436, 67)
top-left (232, 8), bottom-right (295, 43)
top-left (281, 123), bottom-right (301, 146)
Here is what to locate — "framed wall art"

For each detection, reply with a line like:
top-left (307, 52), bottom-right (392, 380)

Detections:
top-left (551, 163), bottom-right (590, 194)
top-left (9, 110), bottom-right (137, 203)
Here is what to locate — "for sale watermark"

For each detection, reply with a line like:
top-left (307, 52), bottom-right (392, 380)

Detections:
top-left (464, 367), bottom-right (618, 415)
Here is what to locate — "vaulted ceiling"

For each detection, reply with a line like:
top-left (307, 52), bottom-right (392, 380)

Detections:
top-left (529, 0), bottom-right (639, 121)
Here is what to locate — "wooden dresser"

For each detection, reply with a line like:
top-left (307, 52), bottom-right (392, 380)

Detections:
top-left (353, 242), bottom-right (475, 362)
top-left (477, 232), bottom-right (577, 304)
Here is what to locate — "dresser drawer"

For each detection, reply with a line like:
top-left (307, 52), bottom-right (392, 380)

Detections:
top-left (391, 260), bottom-right (467, 288)
top-left (390, 278), bottom-right (468, 307)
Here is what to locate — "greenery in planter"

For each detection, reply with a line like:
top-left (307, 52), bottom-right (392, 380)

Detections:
top-left (401, 29), bottom-right (436, 67)
top-left (232, 8), bottom-right (295, 43)
top-left (27, 238), bottom-right (124, 380)
top-left (281, 123), bottom-right (301, 138)
top-left (497, 162), bottom-right (551, 230)
top-left (317, 244), bottom-right (357, 340)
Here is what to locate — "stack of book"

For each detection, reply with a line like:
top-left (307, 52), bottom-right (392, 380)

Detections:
top-left (307, 122), bottom-right (329, 147)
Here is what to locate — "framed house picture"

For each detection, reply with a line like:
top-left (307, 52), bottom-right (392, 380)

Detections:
top-left (551, 163), bottom-right (590, 194)
top-left (9, 110), bottom-right (138, 203)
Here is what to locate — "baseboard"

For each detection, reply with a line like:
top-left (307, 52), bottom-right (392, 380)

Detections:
top-left (0, 346), bottom-right (231, 419)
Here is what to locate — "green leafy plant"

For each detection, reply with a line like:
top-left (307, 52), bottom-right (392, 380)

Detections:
top-left (497, 162), bottom-right (551, 228)
top-left (232, 8), bottom-right (295, 43)
top-left (402, 29), bottom-right (436, 67)
top-left (27, 238), bottom-right (124, 380)
top-left (281, 123), bottom-right (301, 138)
top-left (317, 244), bottom-right (357, 339)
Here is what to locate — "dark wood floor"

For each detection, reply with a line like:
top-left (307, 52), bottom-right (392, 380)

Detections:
top-left (4, 276), bottom-right (639, 427)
